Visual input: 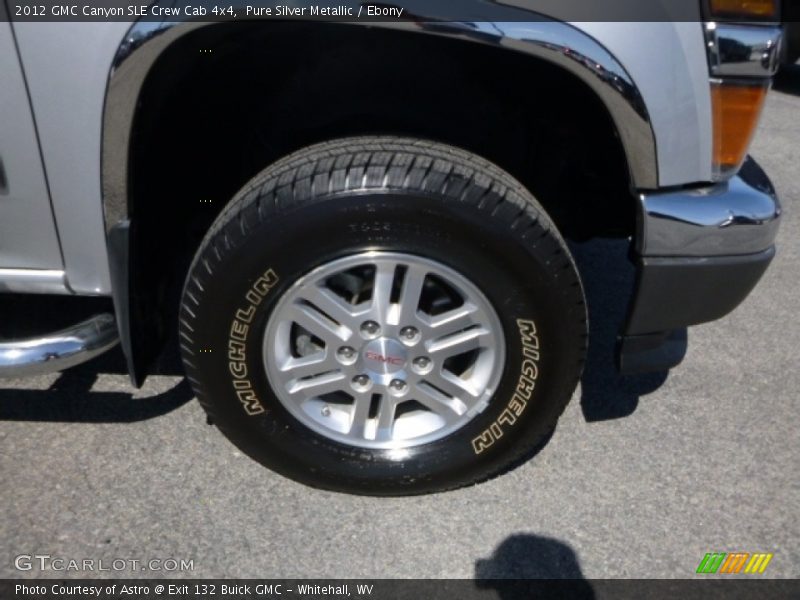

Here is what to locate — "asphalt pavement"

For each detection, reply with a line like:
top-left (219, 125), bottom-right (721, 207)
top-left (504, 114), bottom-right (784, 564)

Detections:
top-left (1, 66), bottom-right (798, 581)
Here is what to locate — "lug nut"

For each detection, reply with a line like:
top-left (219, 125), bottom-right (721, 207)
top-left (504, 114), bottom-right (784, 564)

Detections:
top-left (412, 356), bottom-right (432, 373)
top-left (360, 320), bottom-right (381, 338)
top-left (321, 405), bottom-right (332, 417)
top-left (399, 326), bottom-right (420, 343)
top-left (388, 379), bottom-right (408, 396)
top-left (336, 346), bottom-right (357, 363)
top-left (352, 374), bottom-right (372, 391)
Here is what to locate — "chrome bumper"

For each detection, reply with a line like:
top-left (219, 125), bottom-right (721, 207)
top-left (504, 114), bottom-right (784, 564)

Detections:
top-left (619, 158), bottom-right (781, 374)
top-left (637, 158), bottom-right (781, 258)
top-left (0, 313), bottom-right (119, 378)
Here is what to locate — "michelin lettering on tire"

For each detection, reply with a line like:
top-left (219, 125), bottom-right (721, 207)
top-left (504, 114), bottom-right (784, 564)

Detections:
top-left (472, 318), bottom-right (540, 454)
top-left (227, 268), bottom-right (279, 416)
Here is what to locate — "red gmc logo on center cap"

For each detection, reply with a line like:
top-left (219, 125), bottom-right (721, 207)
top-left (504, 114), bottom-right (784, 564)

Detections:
top-left (364, 351), bottom-right (405, 366)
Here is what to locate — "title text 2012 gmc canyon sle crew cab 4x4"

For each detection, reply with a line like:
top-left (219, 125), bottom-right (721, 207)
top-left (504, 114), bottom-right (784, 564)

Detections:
top-left (0, 1), bottom-right (784, 494)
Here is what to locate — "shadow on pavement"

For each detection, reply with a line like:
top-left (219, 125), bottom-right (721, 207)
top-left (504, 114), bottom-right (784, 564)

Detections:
top-left (0, 351), bottom-right (193, 423)
top-left (0, 293), bottom-right (193, 422)
top-left (475, 533), bottom-right (594, 598)
top-left (774, 63), bottom-right (800, 96)
top-left (570, 238), bottom-right (669, 423)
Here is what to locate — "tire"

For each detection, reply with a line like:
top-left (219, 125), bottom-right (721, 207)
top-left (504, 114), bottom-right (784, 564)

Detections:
top-left (179, 136), bottom-right (587, 495)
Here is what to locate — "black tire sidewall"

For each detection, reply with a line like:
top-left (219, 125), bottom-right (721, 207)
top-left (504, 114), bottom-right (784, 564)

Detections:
top-left (188, 192), bottom-right (582, 494)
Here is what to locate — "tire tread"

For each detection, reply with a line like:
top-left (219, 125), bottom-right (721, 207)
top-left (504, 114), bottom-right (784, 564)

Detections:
top-left (179, 136), bottom-right (587, 494)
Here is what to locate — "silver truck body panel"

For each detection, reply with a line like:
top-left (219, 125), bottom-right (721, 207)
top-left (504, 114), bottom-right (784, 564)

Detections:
top-left (12, 21), bottom-right (131, 295)
top-left (0, 268), bottom-right (67, 294)
top-left (0, 22), bottom-right (64, 274)
top-left (575, 22), bottom-right (713, 186)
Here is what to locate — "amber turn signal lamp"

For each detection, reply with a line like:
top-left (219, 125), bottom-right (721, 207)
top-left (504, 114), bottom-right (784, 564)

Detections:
top-left (707, 0), bottom-right (778, 18)
top-left (711, 82), bottom-right (768, 178)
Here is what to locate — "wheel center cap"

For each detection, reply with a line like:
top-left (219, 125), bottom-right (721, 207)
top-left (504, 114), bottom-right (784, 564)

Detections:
top-left (362, 338), bottom-right (408, 375)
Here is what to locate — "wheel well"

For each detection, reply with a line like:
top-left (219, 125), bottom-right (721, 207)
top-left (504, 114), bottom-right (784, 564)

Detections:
top-left (128, 21), bottom-right (634, 369)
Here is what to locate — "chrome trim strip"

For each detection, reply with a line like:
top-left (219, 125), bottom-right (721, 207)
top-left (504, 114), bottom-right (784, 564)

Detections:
top-left (704, 23), bottom-right (783, 78)
top-left (102, 18), bottom-right (658, 230)
top-left (0, 313), bottom-right (119, 378)
top-left (0, 268), bottom-right (70, 294)
top-left (638, 163), bottom-right (781, 257)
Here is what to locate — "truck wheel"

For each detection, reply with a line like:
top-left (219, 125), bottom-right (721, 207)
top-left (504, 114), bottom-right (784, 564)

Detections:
top-left (179, 137), bottom-right (587, 495)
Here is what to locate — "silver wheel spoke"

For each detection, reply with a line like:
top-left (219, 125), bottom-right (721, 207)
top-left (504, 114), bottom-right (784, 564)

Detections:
top-left (299, 285), bottom-right (361, 333)
top-left (264, 252), bottom-right (505, 449)
top-left (349, 392), bottom-right (373, 438)
top-left (427, 326), bottom-right (489, 358)
top-left (373, 396), bottom-right (396, 442)
top-left (423, 369), bottom-right (480, 404)
top-left (369, 263), bottom-right (396, 324)
top-left (423, 304), bottom-right (479, 339)
top-left (288, 303), bottom-right (351, 345)
top-left (415, 383), bottom-right (468, 422)
top-left (287, 371), bottom-right (346, 396)
top-left (394, 264), bottom-right (428, 326)
top-left (280, 351), bottom-right (337, 380)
